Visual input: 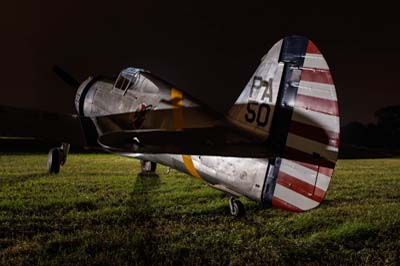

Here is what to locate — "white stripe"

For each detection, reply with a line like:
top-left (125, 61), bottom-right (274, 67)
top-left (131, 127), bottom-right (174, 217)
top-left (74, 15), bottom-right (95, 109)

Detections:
top-left (286, 133), bottom-right (338, 160)
top-left (292, 107), bottom-right (340, 134)
top-left (274, 183), bottom-right (320, 210)
top-left (280, 159), bottom-right (331, 191)
top-left (303, 53), bottom-right (329, 70)
top-left (286, 133), bottom-right (338, 162)
top-left (297, 80), bottom-right (337, 101)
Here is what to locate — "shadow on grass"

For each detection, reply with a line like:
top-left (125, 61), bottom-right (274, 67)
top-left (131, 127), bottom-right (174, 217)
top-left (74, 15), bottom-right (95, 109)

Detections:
top-left (66, 171), bottom-right (135, 177)
top-left (128, 172), bottom-right (160, 221)
top-left (0, 172), bottom-right (49, 186)
top-left (127, 173), bottom-right (161, 264)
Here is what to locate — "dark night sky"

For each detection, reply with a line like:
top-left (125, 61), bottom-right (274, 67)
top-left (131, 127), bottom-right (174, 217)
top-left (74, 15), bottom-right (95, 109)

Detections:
top-left (1, 1), bottom-right (399, 125)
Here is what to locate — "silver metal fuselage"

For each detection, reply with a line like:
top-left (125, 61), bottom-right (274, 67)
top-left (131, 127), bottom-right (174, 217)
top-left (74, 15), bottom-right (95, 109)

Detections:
top-left (71, 37), bottom-right (341, 213)
top-left (126, 153), bottom-right (269, 202)
top-left (74, 69), bottom-right (274, 203)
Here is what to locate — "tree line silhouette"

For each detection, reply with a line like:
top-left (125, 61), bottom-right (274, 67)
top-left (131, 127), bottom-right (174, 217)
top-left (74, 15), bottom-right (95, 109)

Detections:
top-left (340, 105), bottom-right (400, 158)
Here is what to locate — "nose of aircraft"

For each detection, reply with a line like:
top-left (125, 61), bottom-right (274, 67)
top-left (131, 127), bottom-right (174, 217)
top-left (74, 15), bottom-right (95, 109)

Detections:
top-left (74, 77), bottom-right (95, 116)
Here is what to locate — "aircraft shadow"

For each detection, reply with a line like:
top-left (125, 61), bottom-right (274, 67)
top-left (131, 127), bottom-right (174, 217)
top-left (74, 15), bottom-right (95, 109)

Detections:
top-left (0, 172), bottom-right (49, 186)
top-left (128, 172), bottom-right (160, 221)
top-left (127, 173), bottom-right (161, 264)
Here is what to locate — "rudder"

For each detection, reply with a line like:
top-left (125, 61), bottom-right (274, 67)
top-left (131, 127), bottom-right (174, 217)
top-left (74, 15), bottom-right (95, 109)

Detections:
top-left (262, 36), bottom-right (340, 212)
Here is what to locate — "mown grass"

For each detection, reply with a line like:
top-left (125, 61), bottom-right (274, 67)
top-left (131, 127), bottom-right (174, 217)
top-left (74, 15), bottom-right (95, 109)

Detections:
top-left (0, 154), bottom-right (399, 265)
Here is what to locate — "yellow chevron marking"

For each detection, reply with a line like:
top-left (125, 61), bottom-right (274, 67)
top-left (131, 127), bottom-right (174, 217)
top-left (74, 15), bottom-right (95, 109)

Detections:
top-left (170, 88), bottom-right (201, 179)
top-left (171, 88), bottom-right (184, 130)
top-left (182, 155), bottom-right (201, 179)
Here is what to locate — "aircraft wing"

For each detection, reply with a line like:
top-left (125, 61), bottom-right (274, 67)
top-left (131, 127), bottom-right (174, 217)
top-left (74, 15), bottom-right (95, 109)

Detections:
top-left (98, 127), bottom-right (273, 157)
top-left (0, 105), bottom-right (96, 148)
top-left (93, 107), bottom-right (272, 157)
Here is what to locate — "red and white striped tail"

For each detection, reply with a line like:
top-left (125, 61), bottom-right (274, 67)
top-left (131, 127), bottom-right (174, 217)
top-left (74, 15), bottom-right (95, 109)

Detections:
top-left (272, 158), bottom-right (335, 212)
top-left (269, 37), bottom-right (339, 212)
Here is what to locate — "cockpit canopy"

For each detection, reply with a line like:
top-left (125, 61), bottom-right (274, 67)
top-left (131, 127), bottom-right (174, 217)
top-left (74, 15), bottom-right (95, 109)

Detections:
top-left (113, 67), bottom-right (145, 93)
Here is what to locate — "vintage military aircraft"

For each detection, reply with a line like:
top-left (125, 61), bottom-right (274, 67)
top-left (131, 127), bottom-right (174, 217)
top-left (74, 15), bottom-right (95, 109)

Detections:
top-left (2, 36), bottom-right (340, 217)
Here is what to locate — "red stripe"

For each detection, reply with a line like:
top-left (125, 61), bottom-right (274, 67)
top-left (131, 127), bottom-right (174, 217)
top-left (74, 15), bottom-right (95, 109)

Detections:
top-left (277, 172), bottom-right (325, 203)
top-left (313, 188), bottom-right (328, 203)
top-left (289, 121), bottom-right (339, 148)
top-left (301, 68), bottom-right (334, 84)
top-left (284, 146), bottom-right (336, 169)
top-left (272, 196), bottom-right (303, 212)
top-left (318, 166), bottom-right (334, 178)
top-left (306, 41), bottom-right (320, 54)
top-left (295, 94), bottom-right (339, 116)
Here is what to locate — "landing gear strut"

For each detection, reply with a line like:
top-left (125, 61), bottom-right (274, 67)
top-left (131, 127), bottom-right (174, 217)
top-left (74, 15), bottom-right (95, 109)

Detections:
top-left (47, 143), bottom-right (70, 174)
top-left (229, 197), bottom-right (245, 217)
top-left (140, 160), bottom-right (157, 174)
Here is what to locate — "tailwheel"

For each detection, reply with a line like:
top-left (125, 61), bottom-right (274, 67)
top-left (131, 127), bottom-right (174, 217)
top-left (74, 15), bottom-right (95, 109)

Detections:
top-left (140, 160), bottom-right (157, 174)
top-left (229, 197), bottom-right (245, 217)
top-left (47, 143), bottom-right (70, 174)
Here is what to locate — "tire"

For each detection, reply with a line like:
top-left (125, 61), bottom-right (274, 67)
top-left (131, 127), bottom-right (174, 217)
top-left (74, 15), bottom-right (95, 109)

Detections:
top-left (140, 160), bottom-right (157, 173)
top-left (150, 161), bottom-right (157, 172)
top-left (229, 198), bottom-right (245, 217)
top-left (48, 148), bottom-right (61, 174)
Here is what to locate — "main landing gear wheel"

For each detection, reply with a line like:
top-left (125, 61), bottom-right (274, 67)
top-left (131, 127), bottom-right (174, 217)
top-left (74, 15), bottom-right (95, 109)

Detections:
top-left (48, 148), bottom-right (62, 174)
top-left (229, 197), bottom-right (245, 217)
top-left (140, 160), bottom-right (157, 174)
top-left (47, 143), bottom-right (70, 174)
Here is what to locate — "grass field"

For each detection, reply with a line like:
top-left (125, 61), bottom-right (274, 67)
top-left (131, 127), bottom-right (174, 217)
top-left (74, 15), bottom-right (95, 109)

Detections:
top-left (0, 154), bottom-right (399, 265)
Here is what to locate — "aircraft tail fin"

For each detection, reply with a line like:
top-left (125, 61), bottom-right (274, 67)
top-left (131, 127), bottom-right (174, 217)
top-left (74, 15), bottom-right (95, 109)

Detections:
top-left (263, 157), bottom-right (336, 212)
top-left (258, 36), bottom-right (340, 211)
top-left (227, 38), bottom-right (285, 140)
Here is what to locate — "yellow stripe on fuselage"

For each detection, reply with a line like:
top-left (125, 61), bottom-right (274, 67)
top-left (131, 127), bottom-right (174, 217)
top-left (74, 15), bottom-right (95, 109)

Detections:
top-left (171, 88), bottom-right (184, 130)
top-left (170, 88), bottom-right (201, 179)
top-left (182, 155), bottom-right (201, 179)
